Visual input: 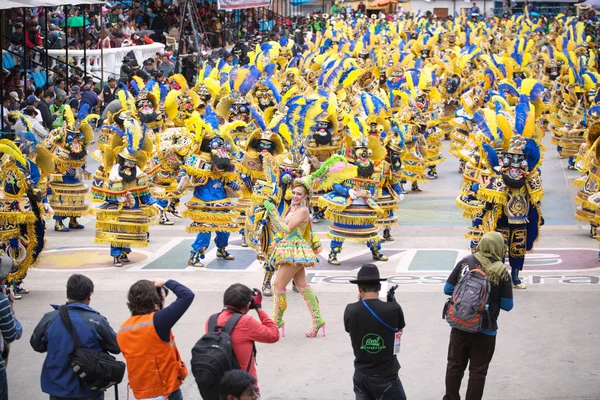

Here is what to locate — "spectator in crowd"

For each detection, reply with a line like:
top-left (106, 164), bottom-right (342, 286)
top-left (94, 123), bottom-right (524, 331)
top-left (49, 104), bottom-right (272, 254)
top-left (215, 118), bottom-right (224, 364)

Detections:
top-left (220, 370), bottom-right (258, 400)
top-left (443, 232), bottom-right (513, 400)
top-left (30, 274), bottom-right (120, 400)
top-left (99, 76), bottom-right (120, 110)
top-left (158, 54), bottom-right (175, 77)
top-left (37, 90), bottom-right (56, 130)
top-left (344, 264), bottom-right (407, 400)
top-left (1, 95), bottom-right (13, 131)
top-left (49, 93), bottom-right (66, 129)
top-left (54, 78), bottom-right (67, 98)
top-left (79, 85), bottom-right (99, 113)
top-left (206, 284), bottom-right (279, 390)
top-left (0, 256), bottom-right (23, 400)
top-left (66, 85), bottom-right (80, 112)
top-left (13, 105), bottom-right (49, 142)
top-left (23, 94), bottom-right (43, 122)
top-left (117, 279), bottom-right (194, 400)
top-left (8, 92), bottom-right (20, 111)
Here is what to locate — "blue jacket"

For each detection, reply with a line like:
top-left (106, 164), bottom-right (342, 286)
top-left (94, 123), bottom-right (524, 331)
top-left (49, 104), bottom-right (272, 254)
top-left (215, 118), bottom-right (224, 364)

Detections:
top-left (30, 302), bottom-right (120, 397)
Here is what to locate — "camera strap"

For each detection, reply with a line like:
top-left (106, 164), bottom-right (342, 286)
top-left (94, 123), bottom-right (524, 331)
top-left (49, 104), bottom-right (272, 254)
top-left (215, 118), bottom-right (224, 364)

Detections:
top-left (361, 299), bottom-right (397, 332)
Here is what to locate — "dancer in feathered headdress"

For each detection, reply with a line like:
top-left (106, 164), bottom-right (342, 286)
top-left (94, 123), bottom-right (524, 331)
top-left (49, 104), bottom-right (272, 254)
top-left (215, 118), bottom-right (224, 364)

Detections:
top-left (316, 115), bottom-right (389, 265)
top-left (181, 113), bottom-right (241, 268)
top-left (573, 107), bottom-right (600, 240)
top-left (461, 96), bottom-right (544, 289)
top-left (164, 74), bottom-right (201, 127)
top-left (93, 118), bottom-right (161, 267)
top-left (44, 104), bottom-right (98, 232)
top-left (0, 135), bottom-right (52, 295)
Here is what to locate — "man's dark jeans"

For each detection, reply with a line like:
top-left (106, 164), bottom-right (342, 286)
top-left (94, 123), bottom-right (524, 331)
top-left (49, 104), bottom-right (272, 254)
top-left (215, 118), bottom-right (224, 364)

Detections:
top-left (0, 368), bottom-right (8, 400)
top-left (353, 370), bottom-right (407, 400)
top-left (444, 328), bottom-right (497, 400)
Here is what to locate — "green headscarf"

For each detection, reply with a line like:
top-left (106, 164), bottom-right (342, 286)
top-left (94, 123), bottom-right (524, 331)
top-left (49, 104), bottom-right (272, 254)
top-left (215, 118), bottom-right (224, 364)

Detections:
top-left (473, 232), bottom-right (509, 286)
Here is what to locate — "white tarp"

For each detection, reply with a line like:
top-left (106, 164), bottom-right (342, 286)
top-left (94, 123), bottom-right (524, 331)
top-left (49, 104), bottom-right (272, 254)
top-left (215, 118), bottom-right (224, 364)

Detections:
top-left (217, 0), bottom-right (272, 10)
top-left (0, 0), bottom-right (104, 11)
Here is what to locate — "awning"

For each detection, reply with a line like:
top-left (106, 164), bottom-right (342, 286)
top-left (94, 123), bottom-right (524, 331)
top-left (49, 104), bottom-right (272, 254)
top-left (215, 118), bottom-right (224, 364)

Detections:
top-left (369, 0), bottom-right (397, 7)
top-left (577, 0), bottom-right (600, 8)
top-left (0, 0), bottom-right (104, 11)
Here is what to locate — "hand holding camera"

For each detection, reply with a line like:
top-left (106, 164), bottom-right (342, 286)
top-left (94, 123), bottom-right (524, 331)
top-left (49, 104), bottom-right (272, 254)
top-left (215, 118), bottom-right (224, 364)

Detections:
top-left (249, 288), bottom-right (262, 310)
top-left (386, 284), bottom-right (399, 303)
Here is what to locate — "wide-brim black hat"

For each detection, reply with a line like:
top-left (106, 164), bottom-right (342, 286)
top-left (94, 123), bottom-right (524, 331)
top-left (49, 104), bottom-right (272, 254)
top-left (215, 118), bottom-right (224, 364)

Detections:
top-left (349, 264), bottom-right (387, 284)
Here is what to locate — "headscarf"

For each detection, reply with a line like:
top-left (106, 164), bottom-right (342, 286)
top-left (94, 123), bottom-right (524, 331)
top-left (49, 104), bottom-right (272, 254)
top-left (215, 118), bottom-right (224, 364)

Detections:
top-left (473, 232), bottom-right (509, 286)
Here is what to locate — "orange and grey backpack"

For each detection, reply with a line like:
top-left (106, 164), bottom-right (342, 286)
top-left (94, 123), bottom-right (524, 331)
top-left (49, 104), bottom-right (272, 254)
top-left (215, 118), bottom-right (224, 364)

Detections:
top-left (443, 255), bottom-right (491, 333)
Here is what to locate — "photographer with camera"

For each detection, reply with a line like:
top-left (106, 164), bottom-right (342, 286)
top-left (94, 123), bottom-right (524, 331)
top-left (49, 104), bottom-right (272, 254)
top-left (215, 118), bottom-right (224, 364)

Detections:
top-left (117, 279), bottom-right (195, 400)
top-left (0, 256), bottom-right (23, 400)
top-left (30, 274), bottom-right (119, 400)
top-left (196, 284), bottom-right (279, 398)
top-left (344, 264), bottom-right (407, 400)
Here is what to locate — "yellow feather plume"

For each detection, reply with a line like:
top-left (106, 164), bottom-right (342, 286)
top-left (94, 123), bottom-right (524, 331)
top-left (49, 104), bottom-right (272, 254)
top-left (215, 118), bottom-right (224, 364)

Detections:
top-left (0, 139), bottom-right (26, 166)
top-left (63, 105), bottom-right (75, 127)
top-left (132, 76), bottom-right (144, 89)
top-left (168, 74), bottom-right (188, 91)
top-left (9, 111), bottom-right (32, 132)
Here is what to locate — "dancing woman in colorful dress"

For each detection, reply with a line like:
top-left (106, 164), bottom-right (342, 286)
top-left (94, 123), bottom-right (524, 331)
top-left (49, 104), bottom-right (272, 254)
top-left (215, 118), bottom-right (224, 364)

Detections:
top-left (263, 178), bottom-right (325, 338)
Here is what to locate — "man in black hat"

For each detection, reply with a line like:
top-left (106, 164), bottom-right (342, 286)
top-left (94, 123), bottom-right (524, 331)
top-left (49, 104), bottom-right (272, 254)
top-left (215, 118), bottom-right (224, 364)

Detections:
top-left (344, 264), bottom-right (407, 400)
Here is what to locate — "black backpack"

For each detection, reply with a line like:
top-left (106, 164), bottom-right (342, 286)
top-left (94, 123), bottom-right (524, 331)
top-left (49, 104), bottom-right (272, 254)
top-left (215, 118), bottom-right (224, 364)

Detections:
top-left (191, 312), bottom-right (254, 400)
top-left (58, 306), bottom-right (126, 392)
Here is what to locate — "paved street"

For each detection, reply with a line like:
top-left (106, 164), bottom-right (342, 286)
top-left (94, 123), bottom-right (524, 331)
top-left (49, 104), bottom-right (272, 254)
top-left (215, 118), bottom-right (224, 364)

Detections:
top-left (6, 137), bottom-right (600, 400)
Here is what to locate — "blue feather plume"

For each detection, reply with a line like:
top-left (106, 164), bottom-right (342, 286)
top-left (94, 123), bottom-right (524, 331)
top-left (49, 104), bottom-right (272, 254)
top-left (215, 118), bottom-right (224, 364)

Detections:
top-left (264, 63), bottom-right (276, 78)
top-left (524, 139), bottom-right (541, 171)
top-left (204, 110), bottom-right (221, 130)
top-left (239, 66), bottom-right (261, 95)
top-left (248, 106), bottom-right (266, 131)
top-left (474, 112), bottom-right (494, 142)
top-left (130, 79), bottom-right (140, 96)
top-left (77, 103), bottom-right (91, 121)
top-left (514, 96), bottom-right (529, 136)
top-left (265, 79), bottom-right (281, 104)
top-left (481, 143), bottom-right (499, 168)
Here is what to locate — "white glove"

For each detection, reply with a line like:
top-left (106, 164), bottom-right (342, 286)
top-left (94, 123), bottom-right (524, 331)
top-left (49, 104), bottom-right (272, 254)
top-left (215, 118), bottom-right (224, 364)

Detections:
top-left (43, 203), bottom-right (53, 214)
top-left (177, 175), bottom-right (190, 194)
top-left (398, 194), bottom-right (405, 202)
top-left (348, 189), bottom-right (357, 200)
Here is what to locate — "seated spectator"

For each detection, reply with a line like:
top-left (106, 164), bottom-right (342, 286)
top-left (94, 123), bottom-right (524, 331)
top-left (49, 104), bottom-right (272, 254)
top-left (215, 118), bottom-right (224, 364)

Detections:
top-left (79, 85), bottom-right (99, 112)
top-left (30, 274), bottom-right (120, 399)
top-left (14, 105), bottom-right (48, 141)
top-left (220, 370), bottom-right (258, 400)
top-left (8, 92), bottom-right (20, 111)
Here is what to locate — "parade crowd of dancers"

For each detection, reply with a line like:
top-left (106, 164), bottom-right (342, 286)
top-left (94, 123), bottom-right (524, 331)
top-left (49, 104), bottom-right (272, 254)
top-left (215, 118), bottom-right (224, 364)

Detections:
top-left (3, 10), bottom-right (600, 310)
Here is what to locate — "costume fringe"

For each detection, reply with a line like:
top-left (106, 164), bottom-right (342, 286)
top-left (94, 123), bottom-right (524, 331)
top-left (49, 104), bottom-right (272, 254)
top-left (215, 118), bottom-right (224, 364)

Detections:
top-left (183, 210), bottom-right (238, 221)
top-left (529, 190), bottom-right (544, 204)
top-left (185, 225), bottom-right (239, 233)
top-left (237, 164), bottom-right (265, 180)
top-left (7, 223), bottom-right (40, 283)
top-left (318, 197), bottom-right (347, 212)
top-left (0, 213), bottom-right (37, 224)
top-left (477, 188), bottom-right (507, 204)
top-left (324, 209), bottom-right (378, 225)
top-left (326, 232), bottom-right (379, 243)
top-left (94, 237), bottom-right (149, 248)
top-left (182, 166), bottom-right (238, 182)
top-left (455, 198), bottom-right (483, 219)
top-left (95, 221), bottom-right (150, 233)
top-left (51, 209), bottom-right (90, 218)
